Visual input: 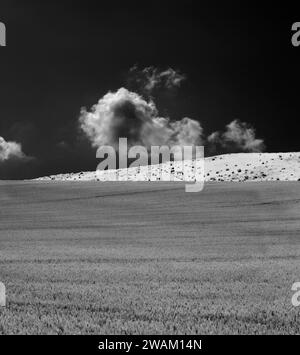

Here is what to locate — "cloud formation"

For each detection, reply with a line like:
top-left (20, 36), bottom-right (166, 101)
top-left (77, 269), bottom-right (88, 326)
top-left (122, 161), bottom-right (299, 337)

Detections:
top-left (79, 88), bottom-right (203, 150)
top-left (0, 136), bottom-right (28, 162)
top-left (80, 66), bottom-right (265, 158)
top-left (207, 120), bottom-right (265, 154)
top-left (128, 65), bottom-right (186, 95)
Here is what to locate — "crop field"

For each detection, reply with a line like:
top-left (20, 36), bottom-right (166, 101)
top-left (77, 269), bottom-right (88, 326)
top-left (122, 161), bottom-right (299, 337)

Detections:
top-left (0, 181), bottom-right (299, 334)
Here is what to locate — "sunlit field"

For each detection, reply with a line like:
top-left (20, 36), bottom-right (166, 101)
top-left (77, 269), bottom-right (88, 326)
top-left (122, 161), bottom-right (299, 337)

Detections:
top-left (0, 181), bottom-right (299, 334)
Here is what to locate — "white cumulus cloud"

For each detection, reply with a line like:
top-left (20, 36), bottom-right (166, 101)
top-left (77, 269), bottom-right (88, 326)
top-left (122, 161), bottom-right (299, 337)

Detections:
top-left (207, 119), bottom-right (265, 153)
top-left (79, 87), bottom-right (203, 150)
top-left (0, 136), bottom-right (28, 162)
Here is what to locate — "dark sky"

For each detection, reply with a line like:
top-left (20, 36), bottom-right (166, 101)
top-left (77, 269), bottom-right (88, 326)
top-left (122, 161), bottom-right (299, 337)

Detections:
top-left (0, 0), bottom-right (299, 179)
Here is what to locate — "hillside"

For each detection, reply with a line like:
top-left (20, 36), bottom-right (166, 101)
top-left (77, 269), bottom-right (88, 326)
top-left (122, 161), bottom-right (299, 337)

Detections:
top-left (34, 152), bottom-right (300, 182)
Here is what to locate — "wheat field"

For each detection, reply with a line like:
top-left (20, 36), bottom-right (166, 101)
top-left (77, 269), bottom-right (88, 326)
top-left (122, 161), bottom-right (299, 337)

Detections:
top-left (0, 181), bottom-right (299, 334)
